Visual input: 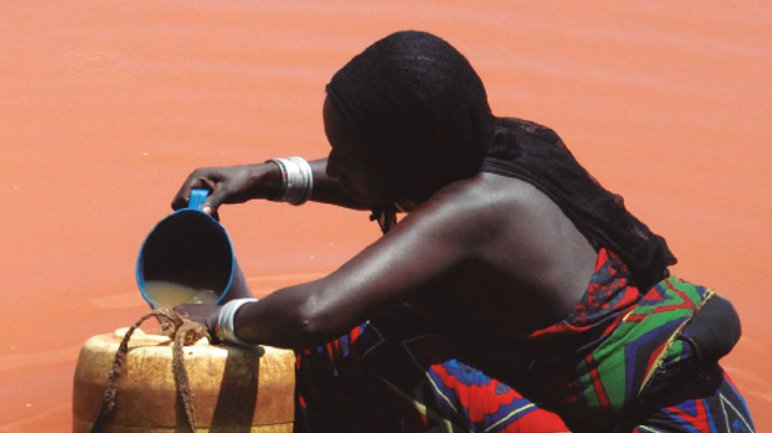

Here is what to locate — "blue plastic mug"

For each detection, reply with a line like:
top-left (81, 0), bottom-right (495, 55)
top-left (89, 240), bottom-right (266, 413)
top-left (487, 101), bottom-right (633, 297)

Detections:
top-left (136, 189), bottom-right (250, 309)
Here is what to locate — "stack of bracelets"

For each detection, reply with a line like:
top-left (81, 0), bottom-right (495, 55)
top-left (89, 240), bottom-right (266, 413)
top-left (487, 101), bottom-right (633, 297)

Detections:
top-left (267, 156), bottom-right (314, 206)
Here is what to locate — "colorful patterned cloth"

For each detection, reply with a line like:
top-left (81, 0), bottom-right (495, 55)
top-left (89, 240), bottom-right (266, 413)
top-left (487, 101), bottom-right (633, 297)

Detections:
top-left (292, 249), bottom-right (754, 433)
top-left (630, 370), bottom-right (755, 433)
top-left (294, 313), bottom-right (569, 433)
top-left (500, 249), bottom-right (753, 432)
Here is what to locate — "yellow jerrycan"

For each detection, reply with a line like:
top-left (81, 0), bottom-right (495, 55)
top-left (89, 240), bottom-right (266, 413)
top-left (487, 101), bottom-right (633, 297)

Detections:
top-left (72, 327), bottom-right (295, 432)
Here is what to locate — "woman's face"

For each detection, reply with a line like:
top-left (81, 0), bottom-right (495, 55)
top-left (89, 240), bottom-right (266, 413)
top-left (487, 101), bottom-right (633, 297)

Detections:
top-left (323, 96), bottom-right (399, 206)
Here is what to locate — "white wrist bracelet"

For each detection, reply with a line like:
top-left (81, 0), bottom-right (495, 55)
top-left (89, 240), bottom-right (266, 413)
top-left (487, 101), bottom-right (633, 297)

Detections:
top-left (268, 157), bottom-right (314, 205)
top-left (216, 298), bottom-right (259, 346)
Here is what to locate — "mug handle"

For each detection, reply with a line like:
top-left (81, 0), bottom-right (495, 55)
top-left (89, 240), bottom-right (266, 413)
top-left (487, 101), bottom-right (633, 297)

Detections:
top-left (189, 188), bottom-right (209, 211)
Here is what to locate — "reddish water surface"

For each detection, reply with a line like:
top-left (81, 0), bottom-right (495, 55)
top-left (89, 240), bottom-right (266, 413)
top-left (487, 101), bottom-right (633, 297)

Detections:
top-left (1, 1), bottom-right (770, 431)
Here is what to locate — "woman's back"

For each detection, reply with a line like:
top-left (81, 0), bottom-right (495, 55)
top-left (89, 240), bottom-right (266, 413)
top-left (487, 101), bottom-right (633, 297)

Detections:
top-left (408, 170), bottom-right (598, 336)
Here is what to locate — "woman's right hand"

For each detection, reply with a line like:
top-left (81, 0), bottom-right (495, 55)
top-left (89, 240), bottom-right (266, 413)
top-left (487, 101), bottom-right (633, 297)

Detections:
top-left (171, 163), bottom-right (281, 218)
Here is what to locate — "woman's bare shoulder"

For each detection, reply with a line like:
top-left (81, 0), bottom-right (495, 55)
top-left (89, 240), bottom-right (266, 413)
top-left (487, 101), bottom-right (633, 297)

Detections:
top-left (416, 172), bottom-right (596, 284)
top-left (401, 173), bottom-right (558, 254)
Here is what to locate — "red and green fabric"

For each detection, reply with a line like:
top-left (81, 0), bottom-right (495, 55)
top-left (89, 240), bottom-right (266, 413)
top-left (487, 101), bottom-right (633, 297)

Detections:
top-left (293, 248), bottom-right (754, 432)
top-left (572, 277), bottom-right (711, 412)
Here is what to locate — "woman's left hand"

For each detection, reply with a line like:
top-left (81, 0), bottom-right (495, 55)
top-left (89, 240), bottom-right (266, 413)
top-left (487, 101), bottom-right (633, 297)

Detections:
top-left (174, 304), bottom-right (221, 342)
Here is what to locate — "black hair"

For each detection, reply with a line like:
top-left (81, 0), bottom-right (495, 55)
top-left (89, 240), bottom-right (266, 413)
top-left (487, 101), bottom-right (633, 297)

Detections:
top-left (331, 31), bottom-right (676, 289)
top-left (327, 30), bottom-right (495, 203)
top-left (483, 117), bottom-right (677, 290)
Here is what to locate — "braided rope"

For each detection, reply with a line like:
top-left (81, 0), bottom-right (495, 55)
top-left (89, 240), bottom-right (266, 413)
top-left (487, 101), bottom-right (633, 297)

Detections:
top-left (89, 309), bottom-right (209, 433)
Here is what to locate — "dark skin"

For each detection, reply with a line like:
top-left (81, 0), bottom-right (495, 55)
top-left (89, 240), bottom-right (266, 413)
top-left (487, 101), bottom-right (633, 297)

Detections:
top-left (173, 96), bottom-right (598, 349)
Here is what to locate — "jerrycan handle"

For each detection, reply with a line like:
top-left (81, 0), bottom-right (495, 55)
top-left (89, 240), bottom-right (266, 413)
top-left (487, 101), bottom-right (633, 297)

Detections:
top-left (189, 189), bottom-right (209, 211)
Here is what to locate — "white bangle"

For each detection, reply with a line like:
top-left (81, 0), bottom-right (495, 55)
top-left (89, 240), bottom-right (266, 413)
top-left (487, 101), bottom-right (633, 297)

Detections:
top-left (216, 298), bottom-right (259, 346)
top-left (268, 157), bottom-right (314, 205)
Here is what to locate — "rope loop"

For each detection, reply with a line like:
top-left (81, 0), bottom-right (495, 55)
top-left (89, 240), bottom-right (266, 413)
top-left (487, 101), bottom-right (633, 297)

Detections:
top-left (89, 309), bottom-right (210, 433)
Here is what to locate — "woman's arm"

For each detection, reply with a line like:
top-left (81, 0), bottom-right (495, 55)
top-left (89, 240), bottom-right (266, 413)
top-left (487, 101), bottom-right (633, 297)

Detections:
top-left (224, 191), bottom-right (486, 348)
top-left (308, 158), bottom-right (368, 209)
top-left (171, 157), bottom-right (368, 217)
top-left (175, 186), bottom-right (489, 349)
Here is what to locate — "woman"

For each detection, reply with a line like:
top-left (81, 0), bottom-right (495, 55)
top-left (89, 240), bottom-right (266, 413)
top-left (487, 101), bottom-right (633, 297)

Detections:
top-left (174, 31), bottom-right (754, 433)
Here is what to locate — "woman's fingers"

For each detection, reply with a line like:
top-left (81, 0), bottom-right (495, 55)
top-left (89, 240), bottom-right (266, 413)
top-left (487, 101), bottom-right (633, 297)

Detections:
top-left (171, 163), bottom-right (275, 214)
top-left (174, 303), bottom-right (221, 335)
top-left (171, 168), bottom-right (219, 210)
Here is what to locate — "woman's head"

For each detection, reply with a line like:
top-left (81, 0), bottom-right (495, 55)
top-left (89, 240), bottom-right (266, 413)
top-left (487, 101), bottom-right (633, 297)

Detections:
top-left (324, 30), bottom-right (495, 204)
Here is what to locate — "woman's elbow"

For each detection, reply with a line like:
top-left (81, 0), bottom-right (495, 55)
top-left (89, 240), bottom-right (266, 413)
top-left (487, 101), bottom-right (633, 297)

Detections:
top-left (291, 296), bottom-right (351, 348)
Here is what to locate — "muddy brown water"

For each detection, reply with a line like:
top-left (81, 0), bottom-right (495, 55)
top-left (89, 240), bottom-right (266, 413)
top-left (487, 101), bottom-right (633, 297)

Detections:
top-left (1, 1), bottom-right (770, 431)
